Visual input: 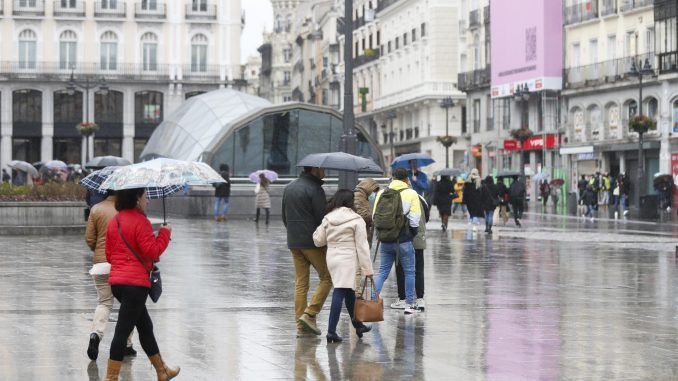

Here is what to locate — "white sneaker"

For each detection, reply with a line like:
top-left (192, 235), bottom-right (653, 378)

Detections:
top-left (390, 299), bottom-right (406, 309)
top-left (623, 210), bottom-right (629, 216)
top-left (415, 298), bottom-right (425, 311)
top-left (404, 305), bottom-right (418, 315)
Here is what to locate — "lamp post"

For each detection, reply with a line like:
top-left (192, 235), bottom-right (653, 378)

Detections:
top-left (386, 110), bottom-right (397, 168)
top-left (513, 84), bottom-right (531, 179)
top-left (628, 58), bottom-right (653, 210)
top-left (439, 97), bottom-right (455, 168)
top-left (66, 72), bottom-right (109, 165)
top-left (339, 0), bottom-right (358, 189)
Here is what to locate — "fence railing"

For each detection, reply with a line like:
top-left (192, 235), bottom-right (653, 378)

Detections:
top-left (185, 3), bottom-right (216, 20)
top-left (565, 1), bottom-right (598, 25)
top-left (354, 49), bottom-right (380, 68)
top-left (135, 2), bottom-right (165, 19)
top-left (13, 0), bottom-right (45, 16)
top-left (620, 0), bottom-right (652, 12)
top-left (94, 1), bottom-right (126, 18)
top-left (564, 53), bottom-right (655, 88)
top-left (53, 0), bottom-right (85, 17)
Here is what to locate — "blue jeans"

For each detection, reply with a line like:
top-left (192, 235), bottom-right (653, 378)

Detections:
top-left (484, 210), bottom-right (494, 229)
top-left (327, 288), bottom-right (364, 334)
top-left (585, 205), bottom-right (593, 217)
top-left (214, 197), bottom-right (229, 217)
top-left (374, 241), bottom-right (415, 306)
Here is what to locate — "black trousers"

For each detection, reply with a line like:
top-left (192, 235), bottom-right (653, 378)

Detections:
top-left (510, 199), bottom-right (524, 221)
top-left (396, 249), bottom-right (424, 300)
top-left (110, 285), bottom-right (159, 361)
top-left (255, 208), bottom-right (270, 223)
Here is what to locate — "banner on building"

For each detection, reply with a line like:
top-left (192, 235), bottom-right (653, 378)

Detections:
top-left (503, 134), bottom-right (560, 151)
top-left (490, 0), bottom-right (563, 98)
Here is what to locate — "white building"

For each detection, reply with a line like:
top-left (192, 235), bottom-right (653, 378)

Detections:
top-left (242, 55), bottom-right (262, 97)
top-left (0, 0), bottom-right (243, 170)
top-left (258, 0), bottom-right (298, 104)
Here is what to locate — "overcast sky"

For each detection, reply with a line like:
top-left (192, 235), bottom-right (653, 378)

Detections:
top-left (241, 0), bottom-right (274, 63)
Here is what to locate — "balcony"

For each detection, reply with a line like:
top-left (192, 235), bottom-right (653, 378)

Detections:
top-left (13, 0), bottom-right (45, 17)
top-left (53, 0), bottom-right (85, 18)
top-left (469, 9), bottom-right (480, 28)
top-left (181, 64), bottom-right (221, 82)
top-left (353, 48), bottom-right (380, 68)
top-left (135, 2), bottom-right (165, 19)
top-left (483, 5), bottom-right (490, 25)
top-left (457, 66), bottom-right (491, 92)
top-left (94, 1), bottom-right (126, 18)
top-left (620, 0), bottom-right (652, 12)
top-left (0, 61), bottom-right (172, 82)
top-left (565, 1), bottom-right (598, 25)
top-left (564, 53), bottom-right (655, 89)
top-left (600, 0), bottom-right (617, 16)
top-left (376, 0), bottom-right (402, 12)
top-left (658, 51), bottom-right (678, 73)
top-left (185, 3), bottom-right (217, 21)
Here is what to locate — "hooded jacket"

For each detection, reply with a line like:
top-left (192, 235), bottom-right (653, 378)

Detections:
top-left (313, 207), bottom-right (374, 289)
top-left (372, 179), bottom-right (421, 243)
top-left (282, 171), bottom-right (327, 249)
top-left (354, 178), bottom-right (379, 244)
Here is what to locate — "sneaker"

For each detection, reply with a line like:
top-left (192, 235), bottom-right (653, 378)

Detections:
top-left (390, 299), bottom-right (407, 309)
top-left (124, 345), bottom-right (137, 357)
top-left (415, 298), bottom-right (425, 311)
top-left (623, 210), bottom-right (629, 216)
top-left (404, 305), bottom-right (418, 315)
top-left (298, 313), bottom-right (321, 335)
top-left (87, 333), bottom-right (100, 361)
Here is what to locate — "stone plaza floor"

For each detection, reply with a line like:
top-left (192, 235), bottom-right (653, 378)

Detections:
top-left (1, 211), bottom-right (678, 380)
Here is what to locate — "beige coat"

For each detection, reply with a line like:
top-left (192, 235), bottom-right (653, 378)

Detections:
top-left (85, 196), bottom-right (117, 264)
top-left (255, 184), bottom-right (271, 208)
top-left (313, 207), bottom-right (374, 289)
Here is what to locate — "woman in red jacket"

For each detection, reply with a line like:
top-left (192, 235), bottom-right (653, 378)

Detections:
top-left (104, 188), bottom-right (178, 381)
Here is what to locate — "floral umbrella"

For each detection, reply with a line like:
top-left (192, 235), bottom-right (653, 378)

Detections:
top-left (249, 170), bottom-right (278, 183)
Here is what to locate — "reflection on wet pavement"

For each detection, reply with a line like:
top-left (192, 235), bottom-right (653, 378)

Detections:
top-left (0, 213), bottom-right (677, 380)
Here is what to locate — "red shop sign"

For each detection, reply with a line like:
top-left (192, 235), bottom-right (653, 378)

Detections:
top-left (504, 134), bottom-right (560, 151)
top-left (471, 145), bottom-right (482, 157)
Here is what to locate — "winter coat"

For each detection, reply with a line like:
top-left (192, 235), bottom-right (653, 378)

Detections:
top-left (433, 178), bottom-right (454, 211)
top-left (85, 196), bottom-right (117, 264)
top-left (282, 172), bottom-right (327, 249)
top-left (106, 208), bottom-right (171, 288)
top-left (496, 182), bottom-right (510, 205)
top-left (313, 207), bottom-right (374, 289)
top-left (372, 179), bottom-right (422, 243)
top-left (453, 180), bottom-right (464, 203)
top-left (408, 171), bottom-right (429, 196)
top-left (413, 195), bottom-right (428, 250)
top-left (463, 181), bottom-right (484, 218)
top-left (354, 178), bottom-right (379, 244)
top-left (509, 179), bottom-right (526, 201)
top-left (214, 170), bottom-right (231, 198)
top-left (582, 188), bottom-right (597, 206)
top-left (255, 183), bottom-right (271, 209)
top-left (480, 181), bottom-right (499, 212)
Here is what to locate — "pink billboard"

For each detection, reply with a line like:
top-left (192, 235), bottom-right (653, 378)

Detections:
top-left (490, 0), bottom-right (563, 98)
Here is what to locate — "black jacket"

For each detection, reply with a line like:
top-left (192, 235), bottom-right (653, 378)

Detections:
top-left (282, 172), bottom-right (327, 249)
top-left (463, 182), bottom-right (484, 218)
top-left (214, 171), bottom-right (231, 197)
top-left (480, 182), bottom-right (499, 212)
top-left (509, 180), bottom-right (526, 201)
top-left (433, 178), bottom-right (454, 209)
top-left (583, 188), bottom-right (597, 206)
top-left (496, 182), bottom-right (509, 205)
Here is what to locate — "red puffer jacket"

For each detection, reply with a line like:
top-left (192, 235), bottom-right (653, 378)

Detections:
top-left (106, 208), bottom-right (171, 288)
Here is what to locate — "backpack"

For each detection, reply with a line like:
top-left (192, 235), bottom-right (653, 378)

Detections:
top-left (373, 188), bottom-right (407, 243)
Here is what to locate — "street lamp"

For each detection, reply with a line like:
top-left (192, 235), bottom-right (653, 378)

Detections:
top-left (628, 58), bottom-right (653, 210)
top-left (339, 0), bottom-right (358, 189)
top-left (439, 97), bottom-right (455, 168)
top-left (66, 71), bottom-right (109, 165)
top-left (386, 110), bottom-right (397, 167)
top-left (513, 83), bottom-right (531, 179)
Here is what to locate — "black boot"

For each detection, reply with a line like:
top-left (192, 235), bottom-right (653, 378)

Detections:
top-left (352, 320), bottom-right (372, 339)
top-left (326, 332), bottom-right (343, 343)
top-left (87, 333), bottom-right (100, 361)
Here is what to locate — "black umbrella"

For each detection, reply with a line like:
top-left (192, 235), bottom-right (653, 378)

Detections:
top-left (496, 170), bottom-right (522, 179)
top-left (296, 152), bottom-right (383, 174)
top-left (86, 156), bottom-right (132, 169)
top-left (433, 168), bottom-right (462, 177)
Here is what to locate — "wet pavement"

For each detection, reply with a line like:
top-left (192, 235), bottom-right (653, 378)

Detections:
top-left (1, 212), bottom-right (678, 380)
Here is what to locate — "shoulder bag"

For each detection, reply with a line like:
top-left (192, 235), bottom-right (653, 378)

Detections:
top-left (115, 215), bottom-right (162, 303)
top-left (354, 276), bottom-right (384, 323)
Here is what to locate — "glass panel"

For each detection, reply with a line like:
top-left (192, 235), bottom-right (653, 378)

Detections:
top-left (134, 138), bottom-right (147, 162)
top-left (53, 138), bottom-right (82, 163)
top-left (263, 111), bottom-right (298, 175)
top-left (143, 43), bottom-right (157, 71)
top-left (135, 91), bottom-right (163, 124)
top-left (53, 91), bottom-right (83, 123)
top-left (94, 138), bottom-right (122, 156)
top-left (233, 118), bottom-right (264, 176)
top-left (211, 136), bottom-right (235, 173)
top-left (95, 91), bottom-right (123, 124)
top-left (13, 90), bottom-right (42, 123)
top-left (297, 110), bottom-right (332, 176)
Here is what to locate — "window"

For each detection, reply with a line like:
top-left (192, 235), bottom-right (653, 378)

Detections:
top-left (472, 34), bottom-right (480, 70)
top-left (141, 32), bottom-right (158, 71)
top-left (192, 0), bottom-right (207, 12)
top-left (395, 37), bottom-right (399, 49)
top-left (18, 30), bottom-right (37, 70)
top-left (102, 0), bottom-right (118, 9)
top-left (19, 0), bottom-right (37, 6)
top-left (141, 0), bottom-right (157, 10)
top-left (377, 31), bottom-right (380, 46)
top-left (403, 33), bottom-right (408, 46)
top-left (421, 22), bottom-right (427, 37)
top-left (646, 27), bottom-right (655, 54)
top-left (191, 34), bottom-right (208, 72)
top-left (412, 28), bottom-right (417, 42)
top-left (283, 48), bottom-right (292, 63)
top-left (135, 91), bottom-right (163, 125)
top-left (100, 31), bottom-right (118, 70)
top-left (571, 42), bottom-right (580, 67)
top-left (283, 71), bottom-right (291, 84)
top-left (60, 0), bottom-right (76, 7)
top-left (59, 30), bottom-right (77, 70)
top-left (275, 15), bottom-right (282, 32)
top-left (388, 41), bottom-right (392, 53)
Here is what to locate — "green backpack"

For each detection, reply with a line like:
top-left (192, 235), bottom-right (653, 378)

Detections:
top-left (373, 188), bottom-right (406, 243)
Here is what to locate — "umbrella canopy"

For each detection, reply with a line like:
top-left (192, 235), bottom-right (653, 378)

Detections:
top-left (81, 166), bottom-right (185, 199)
top-left (532, 172), bottom-right (550, 181)
top-left (550, 178), bottom-right (564, 186)
top-left (99, 158), bottom-right (225, 191)
top-left (496, 170), bottom-right (521, 178)
top-left (249, 169), bottom-right (278, 183)
top-left (44, 160), bottom-right (68, 169)
top-left (433, 168), bottom-right (462, 177)
top-left (390, 153), bottom-right (434, 169)
top-left (296, 152), bottom-right (383, 174)
top-left (653, 173), bottom-right (673, 186)
top-left (86, 156), bottom-right (132, 169)
top-left (8, 160), bottom-right (38, 177)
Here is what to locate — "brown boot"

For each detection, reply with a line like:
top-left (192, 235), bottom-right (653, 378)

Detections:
top-left (149, 353), bottom-right (180, 381)
top-left (105, 359), bottom-right (122, 381)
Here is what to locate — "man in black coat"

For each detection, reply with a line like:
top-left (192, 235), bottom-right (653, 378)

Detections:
top-left (282, 166), bottom-right (332, 337)
top-left (509, 177), bottom-right (526, 227)
top-left (213, 164), bottom-right (231, 222)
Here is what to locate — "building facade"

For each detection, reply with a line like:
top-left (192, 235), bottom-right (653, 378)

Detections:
top-left (258, 0), bottom-right (298, 104)
top-left (0, 0), bottom-right (243, 170)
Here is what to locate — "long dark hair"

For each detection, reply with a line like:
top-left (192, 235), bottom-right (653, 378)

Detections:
top-left (115, 188), bottom-right (146, 211)
top-left (326, 189), bottom-right (354, 214)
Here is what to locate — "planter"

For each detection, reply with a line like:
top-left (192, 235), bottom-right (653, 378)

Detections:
top-left (0, 201), bottom-right (87, 235)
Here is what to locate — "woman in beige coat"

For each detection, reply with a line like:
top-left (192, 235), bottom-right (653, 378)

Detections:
top-left (255, 174), bottom-right (271, 224)
top-left (313, 189), bottom-right (374, 343)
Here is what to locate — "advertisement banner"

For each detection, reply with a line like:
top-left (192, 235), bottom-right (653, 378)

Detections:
top-left (490, 0), bottom-right (563, 98)
top-left (503, 135), bottom-right (560, 151)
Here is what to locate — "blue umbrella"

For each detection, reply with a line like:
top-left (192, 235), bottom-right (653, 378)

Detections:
top-left (390, 153), bottom-right (434, 169)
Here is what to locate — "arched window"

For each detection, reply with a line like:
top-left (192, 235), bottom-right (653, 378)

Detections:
top-left (18, 30), bottom-right (37, 69)
top-left (645, 97), bottom-right (659, 123)
top-left (605, 102), bottom-right (621, 140)
top-left (100, 31), bottom-right (118, 70)
top-left (59, 30), bottom-right (77, 70)
top-left (286, 15), bottom-right (292, 32)
top-left (191, 34), bottom-right (208, 72)
top-left (587, 104), bottom-right (602, 141)
top-left (141, 32), bottom-right (158, 71)
top-left (275, 15), bottom-right (282, 32)
top-left (571, 107), bottom-right (585, 142)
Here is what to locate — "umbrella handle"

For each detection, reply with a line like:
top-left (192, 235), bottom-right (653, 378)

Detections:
top-left (163, 196), bottom-right (166, 225)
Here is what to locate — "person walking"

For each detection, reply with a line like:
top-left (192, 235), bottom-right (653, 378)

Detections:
top-left (480, 176), bottom-right (499, 234)
top-left (509, 177), bottom-right (526, 227)
top-left (104, 188), bottom-right (178, 381)
top-left (462, 169), bottom-right (483, 229)
top-left (2, 169), bottom-right (10, 183)
top-left (496, 179), bottom-right (511, 225)
top-left (620, 174), bottom-right (630, 216)
top-left (85, 191), bottom-right (136, 361)
top-left (577, 175), bottom-right (588, 200)
top-left (600, 173), bottom-right (611, 206)
top-left (433, 175), bottom-right (454, 231)
top-left (583, 185), bottom-right (597, 220)
top-left (408, 160), bottom-right (429, 196)
top-left (213, 164), bottom-right (231, 222)
top-left (372, 168), bottom-right (421, 315)
top-left (540, 180), bottom-right (550, 208)
top-left (353, 178), bottom-right (380, 246)
top-left (452, 177), bottom-right (466, 216)
top-left (551, 185), bottom-right (561, 208)
top-left (282, 166), bottom-right (332, 336)
top-left (312, 190), bottom-right (374, 344)
top-left (254, 173), bottom-right (271, 224)
top-left (393, 194), bottom-right (429, 311)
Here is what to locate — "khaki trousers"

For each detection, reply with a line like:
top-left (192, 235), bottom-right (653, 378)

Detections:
top-left (291, 248), bottom-right (332, 321)
top-left (91, 273), bottom-right (133, 346)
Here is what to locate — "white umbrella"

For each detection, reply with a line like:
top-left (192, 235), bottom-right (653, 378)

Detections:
top-left (44, 160), bottom-right (68, 169)
top-left (8, 160), bottom-right (38, 177)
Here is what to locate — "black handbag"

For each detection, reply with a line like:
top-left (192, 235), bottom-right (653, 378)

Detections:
top-left (115, 215), bottom-right (162, 303)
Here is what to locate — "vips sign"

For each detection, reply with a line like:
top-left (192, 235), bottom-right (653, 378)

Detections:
top-left (503, 135), bottom-right (560, 151)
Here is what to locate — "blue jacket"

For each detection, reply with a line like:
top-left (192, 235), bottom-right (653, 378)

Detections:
top-left (408, 171), bottom-right (429, 196)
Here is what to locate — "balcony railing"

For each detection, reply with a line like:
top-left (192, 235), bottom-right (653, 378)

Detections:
top-left (469, 9), bottom-right (480, 28)
top-left (457, 66), bottom-right (491, 92)
top-left (0, 61), bottom-right (173, 81)
top-left (601, 0), bottom-right (617, 16)
top-left (135, 2), bottom-right (165, 19)
top-left (181, 64), bottom-right (221, 81)
top-left (564, 53), bottom-right (656, 88)
top-left (565, 1), bottom-right (598, 25)
top-left (354, 49), bottom-right (380, 68)
top-left (659, 51), bottom-right (678, 73)
top-left (620, 0), bottom-right (652, 12)
top-left (13, 0), bottom-right (45, 16)
top-left (376, 0), bottom-right (402, 12)
top-left (53, 0), bottom-right (85, 17)
top-left (94, 1), bottom-right (126, 18)
top-left (483, 5), bottom-right (490, 25)
top-left (185, 3), bottom-right (216, 20)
